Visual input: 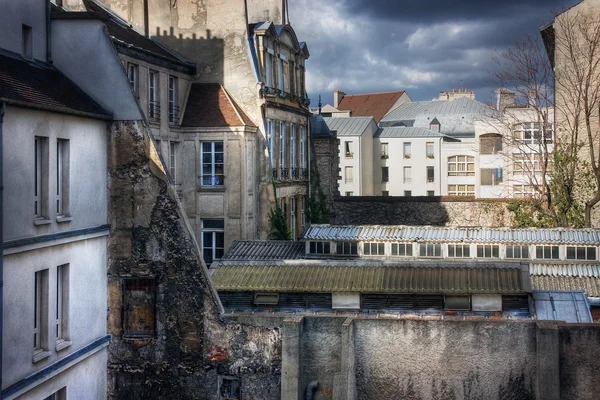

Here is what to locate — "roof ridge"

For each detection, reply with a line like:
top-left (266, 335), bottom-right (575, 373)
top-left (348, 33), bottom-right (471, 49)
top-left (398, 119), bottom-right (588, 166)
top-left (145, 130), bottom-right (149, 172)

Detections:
top-left (343, 90), bottom-right (405, 97)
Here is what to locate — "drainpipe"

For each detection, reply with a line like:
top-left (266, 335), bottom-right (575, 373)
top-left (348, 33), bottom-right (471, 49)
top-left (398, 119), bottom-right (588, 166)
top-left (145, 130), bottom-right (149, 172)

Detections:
top-left (0, 102), bottom-right (6, 391)
top-left (46, 0), bottom-right (52, 64)
top-left (304, 381), bottom-right (318, 400)
top-left (143, 0), bottom-right (149, 37)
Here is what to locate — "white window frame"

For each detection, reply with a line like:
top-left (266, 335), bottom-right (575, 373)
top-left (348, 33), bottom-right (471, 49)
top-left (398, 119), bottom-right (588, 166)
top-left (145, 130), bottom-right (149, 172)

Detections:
top-left (363, 242), bottom-right (385, 256)
top-left (448, 155), bottom-right (475, 176)
top-left (536, 245), bottom-right (560, 260)
top-left (391, 243), bottom-right (413, 257)
top-left (566, 246), bottom-right (597, 260)
top-left (426, 142), bottom-right (434, 159)
top-left (419, 243), bottom-right (442, 257)
top-left (403, 166), bottom-right (411, 184)
top-left (381, 143), bottom-right (389, 158)
top-left (201, 219), bottom-right (225, 264)
top-left (382, 167), bottom-right (389, 183)
top-left (149, 70), bottom-right (159, 119)
top-left (505, 245), bottom-right (530, 259)
top-left (476, 245), bottom-right (500, 258)
top-left (265, 52), bottom-right (273, 87)
top-left (514, 122), bottom-right (553, 144)
top-left (448, 244), bottom-right (470, 258)
top-left (279, 122), bottom-right (286, 170)
top-left (426, 166), bottom-right (434, 183)
top-left (345, 166), bottom-right (353, 183)
top-left (127, 63), bottom-right (138, 94)
top-left (169, 142), bottom-right (177, 183)
top-left (403, 142), bottom-right (411, 159)
top-left (345, 141), bottom-right (353, 158)
top-left (267, 119), bottom-right (275, 168)
top-left (301, 197), bottom-right (306, 228)
top-left (290, 124), bottom-right (297, 168)
top-left (201, 141), bottom-right (224, 187)
top-left (168, 75), bottom-right (178, 124)
top-left (300, 126), bottom-right (307, 169)
top-left (448, 184), bottom-right (475, 196)
top-left (309, 241), bottom-right (331, 254)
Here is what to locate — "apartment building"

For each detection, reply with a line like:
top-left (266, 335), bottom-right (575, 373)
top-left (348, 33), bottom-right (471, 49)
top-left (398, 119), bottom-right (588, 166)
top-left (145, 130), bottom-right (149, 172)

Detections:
top-left (0, 1), bottom-right (112, 397)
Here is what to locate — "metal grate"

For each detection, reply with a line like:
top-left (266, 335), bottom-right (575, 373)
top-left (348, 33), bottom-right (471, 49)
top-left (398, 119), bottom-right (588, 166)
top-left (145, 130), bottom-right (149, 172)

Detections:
top-left (502, 295), bottom-right (530, 313)
top-left (218, 291), bottom-right (254, 310)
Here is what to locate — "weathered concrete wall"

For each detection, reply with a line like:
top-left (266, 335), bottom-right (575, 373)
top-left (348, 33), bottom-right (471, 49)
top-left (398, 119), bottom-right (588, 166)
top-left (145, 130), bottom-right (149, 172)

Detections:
top-left (558, 325), bottom-right (600, 400)
top-left (333, 196), bottom-right (513, 227)
top-left (311, 135), bottom-right (340, 216)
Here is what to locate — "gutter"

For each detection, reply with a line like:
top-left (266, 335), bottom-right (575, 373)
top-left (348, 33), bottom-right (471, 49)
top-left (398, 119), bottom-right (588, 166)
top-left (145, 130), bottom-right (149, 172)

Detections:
top-left (0, 101), bottom-right (5, 391)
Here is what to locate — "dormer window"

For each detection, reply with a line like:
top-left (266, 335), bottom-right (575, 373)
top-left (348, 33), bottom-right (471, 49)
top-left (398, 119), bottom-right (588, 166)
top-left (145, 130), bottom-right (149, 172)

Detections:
top-left (429, 118), bottom-right (440, 132)
top-left (22, 24), bottom-right (32, 59)
top-left (265, 52), bottom-right (273, 87)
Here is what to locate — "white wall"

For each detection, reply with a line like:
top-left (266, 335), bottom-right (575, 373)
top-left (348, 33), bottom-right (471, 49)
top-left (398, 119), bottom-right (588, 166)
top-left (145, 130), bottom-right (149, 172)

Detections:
top-left (338, 135), bottom-right (362, 196)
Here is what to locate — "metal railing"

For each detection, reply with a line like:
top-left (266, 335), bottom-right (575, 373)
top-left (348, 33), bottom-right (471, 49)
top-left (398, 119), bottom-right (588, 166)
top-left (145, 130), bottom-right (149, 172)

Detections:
top-left (148, 101), bottom-right (160, 123)
top-left (279, 168), bottom-right (289, 180)
top-left (199, 174), bottom-right (225, 187)
top-left (168, 104), bottom-right (179, 124)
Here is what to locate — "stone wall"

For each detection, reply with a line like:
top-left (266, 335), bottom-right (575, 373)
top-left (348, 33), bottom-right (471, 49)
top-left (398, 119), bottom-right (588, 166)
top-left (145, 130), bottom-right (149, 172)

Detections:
top-left (333, 196), bottom-right (513, 226)
top-left (311, 135), bottom-right (340, 217)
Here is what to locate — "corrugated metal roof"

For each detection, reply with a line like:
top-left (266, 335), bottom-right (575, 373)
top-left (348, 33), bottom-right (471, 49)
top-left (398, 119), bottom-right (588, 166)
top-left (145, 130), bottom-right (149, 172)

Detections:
top-left (532, 276), bottom-right (600, 297)
top-left (375, 127), bottom-right (457, 140)
top-left (303, 225), bottom-right (600, 245)
top-left (533, 291), bottom-right (592, 323)
top-left (221, 240), bottom-right (305, 261)
top-left (322, 116), bottom-right (375, 136)
top-left (530, 263), bottom-right (600, 278)
top-left (212, 264), bottom-right (527, 294)
top-left (381, 98), bottom-right (496, 122)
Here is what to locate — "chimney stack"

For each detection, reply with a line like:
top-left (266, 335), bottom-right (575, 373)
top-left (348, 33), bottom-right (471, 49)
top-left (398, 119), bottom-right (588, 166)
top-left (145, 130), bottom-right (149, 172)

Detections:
top-left (334, 90), bottom-right (345, 109)
top-left (497, 89), bottom-right (516, 112)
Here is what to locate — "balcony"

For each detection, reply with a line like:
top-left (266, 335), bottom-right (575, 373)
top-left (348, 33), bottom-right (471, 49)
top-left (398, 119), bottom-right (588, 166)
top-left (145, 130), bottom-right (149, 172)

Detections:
top-left (148, 101), bottom-right (160, 124)
top-left (168, 104), bottom-right (179, 124)
top-left (279, 168), bottom-right (289, 180)
top-left (291, 168), bottom-right (300, 180)
top-left (272, 168), bottom-right (308, 182)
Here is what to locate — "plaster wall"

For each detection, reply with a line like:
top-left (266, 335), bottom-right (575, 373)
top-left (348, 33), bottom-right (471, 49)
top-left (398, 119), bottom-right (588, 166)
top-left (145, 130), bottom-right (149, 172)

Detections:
top-left (51, 19), bottom-right (142, 121)
top-left (246, 0), bottom-right (286, 24)
top-left (359, 129), bottom-right (374, 196)
top-left (2, 236), bottom-right (108, 390)
top-left (338, 135), bottom-right (362, 196)
top-left (2, 106), bottom-right (108, 242)
top-left (558, 324), bottom-right (600, 399)
top-left (0, 0), bottom-right (47, 61)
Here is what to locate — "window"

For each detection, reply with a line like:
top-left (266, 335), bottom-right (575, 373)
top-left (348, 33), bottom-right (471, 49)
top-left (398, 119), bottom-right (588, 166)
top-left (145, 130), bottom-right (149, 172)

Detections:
top-left (309, 241), bottom-right (331, 254)
top-left (382, 167), bottom-right (389, 183)
top-left (430, 120), bottom-right (440, 132)
top-left (345, 191), bottom-right (353, 196)
top-left (123, 279), bottom-right (155, 337)
top-left (364, 242), bottom-right (385, 256)
top-left (290, 124), bottom-right (297, 168)
top-left (536, 245), bottom-right (559, 260)
top-left (34, 136), bottom-right (49, 219)
top-left (513, 184), bottom-right (535, 199)
top-left (404, 191), bottom-right (412, 197)
top-left (301, 197), bottom-right (306, 228)
top-left (419, 243), bottom-right (442, 257)
top-left (337, 241), bottom-right (358, 255)
top-left (201, 142), bottom-right (224, 186)
top-left (403, 142), bottom-right (412, 159)
top-left (447, 185), bottom-right (475, 196)
top-left (427, 191), bottom-right (435, 196)
top-left (254, 293), bottom-right (279, 305)
top-left (391, 243), bottom-right (413, 256)
top-left (566, 246), bottom-right (597, 260)
top-left (448, 244), bottom-right (470, 258)
top-left (382, 191), bottom-right (389, 196)
top-left (34, 269), bottom-right (49, 358)
top-left (480, 134), bottom-right (502, 154)
top-left (168, 76), bottom-right (178, 123)
top-left (169, 142), bottom-right (177, 183)
top-left (300, 126), bottom-right (307, 170)
top-left (481, 168), bottom-right (503, 186)
top-left (278, 58), bottom-right (284, 90)
top-left (22, 24), bottom-right (32, 59)
top-left (56, 264), bottom-right (69, 348)
top-left (265, 52), bottom-right (273, 87)
top-left (506, 245), bottom-right (530, 259)
top-left (279, 122), bottom-right (286, 172)
top-left (43, 388), bottom-right (67, 400)
top-left (267, 119), bottom-right (275, 168)
top-left (513, 153), bottom-right (552, 175)
top-left (426, 142), bottom-right (434, 159)
top-left (127, 63), bottom-right (138, 95)
top-left (148, 70), bottom-right (159, 120)
top-left (448, 156), bottom-right (475, 176)
top-left (56, 139), bottom-right (70, 217)
top-left (514, 122), bottom-right (553, 144)
top-left (202, 219), bottom-right (225, 264)
top-left (220, 376), bottom-right (241, 400)
top-left (381, 143), bottom-right (389, 159)
top-left (345, 166), bottom-right (353, 183)
top-left (279, 198), bottom-right (287, 226)
top-left (345, 141), bottom-right (353, 158)
top-left (426, 166), bottom-right (434, 183)
top-left (403, 166), bottom-right (411, 183)
top-left (290, 197), bottom-right (296, 239)
top-left (476, 245), bottom-right (500, 258)
top-left (445, 295), bottom-right (470, 311)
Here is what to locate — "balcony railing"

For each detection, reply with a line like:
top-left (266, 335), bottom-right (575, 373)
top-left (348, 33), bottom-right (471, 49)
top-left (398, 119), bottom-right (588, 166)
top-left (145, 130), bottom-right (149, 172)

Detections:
top-left (199, 174), bottom-right (225, 187)
top-left (148, 101), bottom-right (160, 123)
top-left (271, 168), bottom-right (309, 182)
top-left (291, 168), bottom-right (300, 180)
top-left (168, 104), bottom-right (179, 124)
top-left (280, 168), bottom-right (289, 180)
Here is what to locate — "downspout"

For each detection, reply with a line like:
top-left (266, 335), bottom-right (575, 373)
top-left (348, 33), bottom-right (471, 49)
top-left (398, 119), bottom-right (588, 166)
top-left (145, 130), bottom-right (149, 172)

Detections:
top-left (0, 102), bottom-right (6, 392)
top-left (46, 0), bottom-right (52, 64)
top-left (304, 381), bottom-right (318, 400)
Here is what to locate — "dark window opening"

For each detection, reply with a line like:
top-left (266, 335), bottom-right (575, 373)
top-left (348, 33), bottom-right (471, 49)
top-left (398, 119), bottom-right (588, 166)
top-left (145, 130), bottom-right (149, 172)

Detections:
top-left (123, 278), bottom-right (155, 337)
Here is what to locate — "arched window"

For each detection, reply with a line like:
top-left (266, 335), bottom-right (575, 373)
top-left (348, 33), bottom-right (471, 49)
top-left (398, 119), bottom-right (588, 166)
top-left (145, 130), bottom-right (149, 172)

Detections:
top-left (448, 156), bottom-right (475, 176)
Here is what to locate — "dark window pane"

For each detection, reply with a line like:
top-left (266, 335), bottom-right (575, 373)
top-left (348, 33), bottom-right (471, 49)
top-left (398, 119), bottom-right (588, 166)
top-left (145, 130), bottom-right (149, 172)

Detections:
top-left (567, 247), bottom-right (576, 259)
top-left (588, 247), bottom-right (596, 260)
top-left (552, 246), bottom-right (559, 259)
top-left (536, 246), bottom-right (543, 259)
top-left (204, 220), bottom-right (224, 229)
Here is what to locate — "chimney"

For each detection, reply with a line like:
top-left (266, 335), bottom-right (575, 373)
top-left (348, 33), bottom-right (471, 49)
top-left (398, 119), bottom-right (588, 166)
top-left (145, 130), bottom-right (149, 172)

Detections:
top-left (497, 89), bottom-right (516, 112)
top-left (334, 90), bottom-right (345, 109)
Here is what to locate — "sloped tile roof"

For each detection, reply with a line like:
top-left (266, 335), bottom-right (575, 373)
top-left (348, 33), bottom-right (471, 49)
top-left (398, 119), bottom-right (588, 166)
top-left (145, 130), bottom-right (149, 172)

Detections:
top-left (222, 240), bottom-right (305, 261)
top-left (182, 83), bottom-right (256, 127)
top-left (303, 225), bottom-right (600, 245)
top-left (212, 262), bottom-right (527, 294)
top-left (337, 91), bottom-right (405, 123)
top-left (0, 51), bottom-right (111, 119)
top-left (322, 116), bottom-right (375, 136)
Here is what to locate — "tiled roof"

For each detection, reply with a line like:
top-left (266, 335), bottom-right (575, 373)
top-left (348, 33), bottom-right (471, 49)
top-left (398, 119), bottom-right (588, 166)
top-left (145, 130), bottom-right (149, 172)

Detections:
top-left (337, 91), bottom-right (405, 123)
top-left (181, 83), bottom-right (256, 128)
top-left (85, 0), bottom-right (189, 65)
top-left (375, 127), bottom-right (458, 140)
top-left (303, 225), bottom-right (600, 245)
top-left (0, 51), bottom-right (111, 119)
top-left (322, 116), bottom-right (375, 137)
top-left (212, 262), bottom-right (528, 294)
top-left (221, 241), bottom-right (305, 261)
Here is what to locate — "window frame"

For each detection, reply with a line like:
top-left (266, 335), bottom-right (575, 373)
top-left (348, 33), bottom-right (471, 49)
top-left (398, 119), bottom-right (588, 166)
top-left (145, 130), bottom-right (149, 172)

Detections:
top-left (447, 184), bottom-right (475, 196)
top-left (403, 166), bottom-right (411, 184)
top-left (566, 246), bottom-right (597, 260)
top-left (476, 244), bottom-right (500, 258)
top-left (123, 278), bottom-right (156, 338)
top-left (382, 166), bottom-right (389, 183)
top-left (201, 219), bottom-right (225, 264)
top-left (363, 242), bottom-right (385, 256)
top-left (535, 245), bottom-right (560, 260)
top-left (201, 141), bottom-right (225, 187)
top-left (505, 245), bottom-right (530, 259)
top-left (447, 244), bottom-right (470, 258)
top-left (419, 243), bottom-right (442, 257)
top-left (337, 241), bottom-right (358, 256)
top-left (391, 243), bottom-right (413, 257)
top-left (168, 75), bottom-right (178, 124)
top-left (127, 63), bottom-right (138, 95)
top-left (426, 142), bottom-right (434, 159)
top-left (447, 155), bottom-right (475, 176)
top-left (169, 141), bottom-right (177, 184)
top-left (426, 166), bottom-right (434, 183)
top-left (308, 241), bottom-right (331, 255)
top-left (55, 264), bottom-right (70, 349)
top-left (148, 70), bottom-right (159, 120)
top-left (345, 166), bottom-right (353, 183)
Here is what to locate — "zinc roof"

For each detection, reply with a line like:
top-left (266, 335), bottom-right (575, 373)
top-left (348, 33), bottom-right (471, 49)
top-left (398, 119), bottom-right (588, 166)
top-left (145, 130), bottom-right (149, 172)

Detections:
top-left (375, 127), bottom-right (457, 140)
top-left (322, 116), bottom-right (375, 137)
top-left (310, 115), bottom-right (334, 138)
top-left (212, 263), bottom-right (527, 294)
top-left (303, 225), bottom-right (600, 245)
top-left (380, 97), bottom-right (495, 123)
top-left (221, 240), bottom-right (305, 261)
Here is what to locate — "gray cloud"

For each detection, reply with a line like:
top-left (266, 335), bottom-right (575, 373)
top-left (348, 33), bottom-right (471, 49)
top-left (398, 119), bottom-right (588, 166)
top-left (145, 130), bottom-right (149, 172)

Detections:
top-left (289, 0), bottom-right (579, 107)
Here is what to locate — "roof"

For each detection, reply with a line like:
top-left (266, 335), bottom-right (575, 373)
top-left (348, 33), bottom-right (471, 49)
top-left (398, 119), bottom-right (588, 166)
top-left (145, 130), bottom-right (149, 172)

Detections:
top-left (381, 98), bottom-right (495, 122)
top-left (322, 116), bottom-right (375, 137)
top-left (337, 91), bottom-right (405, 123)
top-left (0, 50), bottom-right (111, 120)
top-left (85, 0), bottom-right (192, 68)
top-left (310, 115), bottom-right (335, 138)
top-left (221, 241), bottom-right (305, 261)
top-left (531, 263), bottom-right (600, 297)
top-left (533, 291), bottom-right (592, 323)
top-left (375, 126), bottom-right (458, 140)
top-left (181, 83), bottom-right (256, 128)
top-left (303, 225), bottom-right (600, 245)
top-left (212, 261), bottom-right (528, 294)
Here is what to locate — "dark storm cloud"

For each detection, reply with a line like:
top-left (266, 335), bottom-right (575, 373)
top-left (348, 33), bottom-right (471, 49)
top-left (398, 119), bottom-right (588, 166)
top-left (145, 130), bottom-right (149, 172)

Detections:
top-left (288, 0), bottom-right (580, 106)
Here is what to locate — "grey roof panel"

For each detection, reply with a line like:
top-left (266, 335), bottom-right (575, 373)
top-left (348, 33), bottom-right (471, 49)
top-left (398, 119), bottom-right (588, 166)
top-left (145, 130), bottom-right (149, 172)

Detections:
top-left (375, 127), bottom-right (458, 140)
top-left (221, 240), bottom-right (305, 261)
top-left (322, 116), bottom-right (375, 136)
top-left (533, 291), bottom-right (592, 323)
top-left (381, 98), bottom-right (496, 122)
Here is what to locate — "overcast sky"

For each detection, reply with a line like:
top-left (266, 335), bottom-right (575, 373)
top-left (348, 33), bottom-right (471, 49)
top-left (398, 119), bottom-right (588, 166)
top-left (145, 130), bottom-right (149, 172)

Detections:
top-left (288, 0), bottom-right (579, 106)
